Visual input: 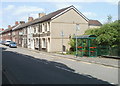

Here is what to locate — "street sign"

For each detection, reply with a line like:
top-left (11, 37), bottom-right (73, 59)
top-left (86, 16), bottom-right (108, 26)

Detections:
top-left (60, 31), bottom-right (64, 36)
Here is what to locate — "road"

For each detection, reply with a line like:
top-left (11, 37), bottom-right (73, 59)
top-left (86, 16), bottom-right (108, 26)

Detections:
top-left (1, 45), bottom-right (118, 85)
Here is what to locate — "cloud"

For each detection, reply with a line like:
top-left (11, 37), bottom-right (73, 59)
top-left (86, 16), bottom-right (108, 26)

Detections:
top-left (13, 6), bottom-right (45, 15)
top-left (1, 5), bottom-right (45, 28)
top-left (99, 19), bottom-right (106, 24)
top-left (82, 12), bottom-right (97, 18)
top-left (55, 3), bottom-right (82, 10)
top-left (1, 0), bottom-right (119, 5)
top-left (19, 15), bottom-right (28, 21)
top-left (30, 13), bottom-right (38, 18)
top-left (3, 5), bottom-right (45, 16)
top-left (4, 5), bottom-right (15, 10)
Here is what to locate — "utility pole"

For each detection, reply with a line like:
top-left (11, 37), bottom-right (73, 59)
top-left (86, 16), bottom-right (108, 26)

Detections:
top-left (61, 30), bottom-right (64, 54)
top-left (75, 24), bottom-right (80, 57)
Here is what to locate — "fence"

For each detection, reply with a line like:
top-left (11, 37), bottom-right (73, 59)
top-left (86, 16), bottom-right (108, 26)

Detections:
top-left (97, 46), bottom-right (120, 57)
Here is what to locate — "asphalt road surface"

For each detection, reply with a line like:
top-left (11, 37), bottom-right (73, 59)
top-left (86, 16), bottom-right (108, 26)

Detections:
top-left (2, 48), bottom-right (115, 85)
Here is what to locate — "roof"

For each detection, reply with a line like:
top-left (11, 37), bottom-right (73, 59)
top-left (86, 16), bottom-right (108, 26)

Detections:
top-left (12, 24), bottom-right (21, 31)
top-left (16, 6), bottom-right (70, 29)
top-left (89, 20), bottom-right (102, 26)
top-left (16, 5), bottom-right (89, 29)
top-left (73, 35), bottom-right (96, 39)
top-left (2, 25), bottom-right (17, 34)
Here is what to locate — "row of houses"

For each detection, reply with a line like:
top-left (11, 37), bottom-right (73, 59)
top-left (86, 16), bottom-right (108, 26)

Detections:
top-left (0, 5), bottom-right (102, 52)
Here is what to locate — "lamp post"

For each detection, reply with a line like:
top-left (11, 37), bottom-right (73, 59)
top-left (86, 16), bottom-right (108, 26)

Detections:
top-left (61, 30), bottom-right (64, 54)
top-left (75, 24), bottom-right (80, 57)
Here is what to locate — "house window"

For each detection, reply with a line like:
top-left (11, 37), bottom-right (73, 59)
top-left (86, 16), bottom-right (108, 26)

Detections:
top-left (8, 33), bottom-right (10, 35)
top-left (34, 26), bottom-right (36, 33)
top-left (44, 23), bottom-right (47, 31)
top-left (24, 29), bottom-right (26, 35)
top-left (47, 22), bottom-right (50, 31)
top-left (39, 24), bottom-right (42, 32)
top-left (35, 38), bottom-right (39, 48)
top-left (25, 28), bottom-right (27, 34)
top-left (13, 32), bottom-right (15, 36)
top-left (38, 24), bottom-right (40, 32)
top-left (36, 25), bottom-right (38, 33)
top-left (42, 38), bottom-right (46, 48)
top-left (42, 23), bottom-right (45, 32)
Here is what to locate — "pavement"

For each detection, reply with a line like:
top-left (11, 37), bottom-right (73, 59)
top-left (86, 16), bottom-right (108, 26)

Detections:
top-left (19, 47), bottom-right (119, 68)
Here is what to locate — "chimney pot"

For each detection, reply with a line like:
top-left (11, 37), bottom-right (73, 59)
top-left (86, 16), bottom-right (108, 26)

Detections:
top-left (8, 25), bottom-right (11, 29)
top-left (20, 21), bottom-right (25, 24)
top-left (38, 13), bottom-right (46, 18)
top-left (0, 28), bottom-right (4, 31)
top-left (28, 17), bottom-right (34, 22)
top-left (2, 28), bottom-right (4, 31)
top-left (15, 21), bottom-right (19, 25)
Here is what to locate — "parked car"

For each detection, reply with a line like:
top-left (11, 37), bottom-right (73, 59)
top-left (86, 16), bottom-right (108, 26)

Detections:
top-left (0, 40), bottom-right (3, 44)
top-left (9, 42), bottom-right (17, 48)
top-left (5, 40), bottom-right (11, 46)
top-left (1, 40), bottom-right (6, 45)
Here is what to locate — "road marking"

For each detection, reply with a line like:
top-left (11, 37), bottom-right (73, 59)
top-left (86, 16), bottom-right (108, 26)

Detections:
top-left (101, 65), bottom-right (116, 69)
top-left (110, 83), bottom-right (115, 84)
top-left (67, 59), bottom-right (76, 61)
top-left (81, 62), bottom-right (92, 64)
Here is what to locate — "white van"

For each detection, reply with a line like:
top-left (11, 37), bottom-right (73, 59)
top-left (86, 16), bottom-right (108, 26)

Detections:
top-left (5, 40), bottom-right (11, 46)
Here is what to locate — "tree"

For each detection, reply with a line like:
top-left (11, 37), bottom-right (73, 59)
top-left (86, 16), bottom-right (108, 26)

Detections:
top-left (84, 20), bottom-right (120, 47)
top-left (107, 15), bottom-right (112, 23)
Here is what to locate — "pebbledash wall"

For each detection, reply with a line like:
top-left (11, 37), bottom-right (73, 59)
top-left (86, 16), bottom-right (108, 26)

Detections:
top-left (0, 5), bottom-right (102, 52)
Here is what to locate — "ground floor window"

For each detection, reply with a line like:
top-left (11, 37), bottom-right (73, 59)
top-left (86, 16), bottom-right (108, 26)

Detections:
top-left (42, 38), bottom-right (46, 48)
top-left (35, 38), bottom-right (39, 48)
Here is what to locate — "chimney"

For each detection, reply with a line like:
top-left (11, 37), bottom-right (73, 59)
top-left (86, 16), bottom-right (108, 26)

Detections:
top-left (2, 28), bottom-right (4, 31)
top-left (20, 21), bottom-right (25, 24)
top-left (28, 17), bottom-right (34, 22)
top-left (15, 21), bottom-right (19, 25)
top-left (8, 25), bottom-right (11, 29)
top-left (0, 28), bottom-right (4, 32)
top-left (38, 13), bottom-right (46, 18)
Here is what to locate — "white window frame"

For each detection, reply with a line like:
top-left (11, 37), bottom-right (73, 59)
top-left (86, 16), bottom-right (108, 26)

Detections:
top-left (42, 38), bottom-right (46, 48)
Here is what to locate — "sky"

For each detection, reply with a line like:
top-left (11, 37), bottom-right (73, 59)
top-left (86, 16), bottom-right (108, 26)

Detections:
top-left (0, 0), bottom-right (119, 29)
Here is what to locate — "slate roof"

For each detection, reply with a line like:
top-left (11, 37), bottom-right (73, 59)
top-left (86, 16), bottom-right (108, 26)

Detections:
top-left (17, 6), bottom-right (70, 29)
top-left (2, 25), bottom-right (17, 34)
top-left (3, 5), bottom-right (89, 32)
top-left (89, 20), bottom-right (102, 26)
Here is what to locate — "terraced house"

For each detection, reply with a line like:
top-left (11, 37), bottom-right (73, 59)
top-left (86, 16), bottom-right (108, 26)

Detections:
top-left (19, 5), bottom-right (89, 52)
top-left (1, 5), bottom-right (102, 52)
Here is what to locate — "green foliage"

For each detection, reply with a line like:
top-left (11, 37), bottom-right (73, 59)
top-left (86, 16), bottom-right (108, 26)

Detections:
top-left (107, 15), bottom-right (112, 23)
top-left (84, 20), bottom-right (120, 47)
top-left (68, 20), bottom-right (120, 56)
top-left (68, 38), bottom-right (76, 51)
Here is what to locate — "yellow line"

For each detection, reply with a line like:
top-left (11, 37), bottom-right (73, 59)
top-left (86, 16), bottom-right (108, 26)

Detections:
top-left (81, 62), bottom-right (92, 64)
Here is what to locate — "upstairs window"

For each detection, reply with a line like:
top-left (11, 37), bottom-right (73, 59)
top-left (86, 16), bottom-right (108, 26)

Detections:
top-left (47, 22), bottom-right (50, 31)
top-left (42, 23), bottom-right (45, 32)
top-left (44, 23), bottom-right (47, 31)
top-left (39, 24), bottom-right (42, 32)
top-left (34, 26), bottom-right (36, 33)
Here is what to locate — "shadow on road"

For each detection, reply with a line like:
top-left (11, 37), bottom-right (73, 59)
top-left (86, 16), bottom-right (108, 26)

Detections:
top-left (0, 47), bottom-right (7, 51)
top-left (2, 50), bottom-right (116, 85)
